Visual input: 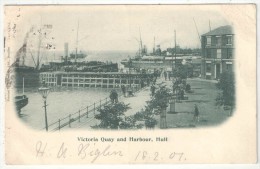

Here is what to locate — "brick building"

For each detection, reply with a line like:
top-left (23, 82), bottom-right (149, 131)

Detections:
top-left (201, 25), bottom-right (234, 80)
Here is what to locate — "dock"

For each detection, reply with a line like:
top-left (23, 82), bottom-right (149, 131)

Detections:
top-left (40, 71), bottom-right (154, 88)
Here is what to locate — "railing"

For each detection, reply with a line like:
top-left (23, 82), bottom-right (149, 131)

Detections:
top-left (41, 84), bottom-right (143, 131)
top-left (42, 97), bottom-right (111, 131)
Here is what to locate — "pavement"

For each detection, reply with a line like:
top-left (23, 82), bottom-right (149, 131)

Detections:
top-left (63, 85), bottom-right (151, 130)
top-left (156, 77), bottom-right (231, 128)
top-left (62, 76), bottom-right (231, 130)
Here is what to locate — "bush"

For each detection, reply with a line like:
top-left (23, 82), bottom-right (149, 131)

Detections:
top-left (145, 117), bottom-right (157, 129)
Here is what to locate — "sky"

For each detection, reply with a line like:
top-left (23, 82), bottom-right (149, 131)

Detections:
top-left (5, 5), bottom-right (231, 53)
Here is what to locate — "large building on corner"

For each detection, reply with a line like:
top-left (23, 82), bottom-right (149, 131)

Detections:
top-left (201, 25), bottom-right (234, 80)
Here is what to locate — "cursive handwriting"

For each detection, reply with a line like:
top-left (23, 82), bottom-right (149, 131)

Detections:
top-left (78, 143), bottom-right (123, 163)
top-left (57, 142), bottom-right (67, 158)
top-left (35, 141), bottom-right (186, 163)
top-left (35, 141), bottom-right (47, 157)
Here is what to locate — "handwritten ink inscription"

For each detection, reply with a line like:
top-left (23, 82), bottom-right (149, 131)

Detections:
top-left (35, 140), bottom-right (187, 163)
top-left (134, 150), bottom-right (186, 162)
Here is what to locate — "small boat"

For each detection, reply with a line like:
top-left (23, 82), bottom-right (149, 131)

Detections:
top-left (15, 77), bottom-right (28, 115)
top-left (15, 95), bottom-right (28, 115)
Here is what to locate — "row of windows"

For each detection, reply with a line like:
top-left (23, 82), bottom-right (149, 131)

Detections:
top-left (206, 49), bottom-right (233, 59)
top-left (62, 80), bottom-right (140, 84)
top-left (206, 35), bottom-right (233, 46)
top-left (61, 74), bottom-right (149, 78)
top-left (62, 79), bottom-right (141, 83)
top-left (206, 63), bottom-right (233, 72)
top-left (41, 74), bottom-right (57, 78)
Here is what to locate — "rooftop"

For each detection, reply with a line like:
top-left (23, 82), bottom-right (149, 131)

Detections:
top-left (202, 25), bottom-right (234, 36)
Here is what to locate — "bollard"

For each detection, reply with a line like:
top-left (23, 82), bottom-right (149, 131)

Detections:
top-left (100, 99), bottom-right (101, 108)
top-left (58, 119), bottom-right (60, 131)
top-left (79, 110), bottom-right (81, 122)
top-left (106, 98), bottom-right (108, 105)
top-left (69, 114), bottom-right (71, 128)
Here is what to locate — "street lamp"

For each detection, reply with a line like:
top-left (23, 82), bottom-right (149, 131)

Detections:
top-left (39, 87), bottom-right (50, 131)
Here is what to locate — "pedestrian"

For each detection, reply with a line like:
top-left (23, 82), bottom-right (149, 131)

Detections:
top-left (168, 71), bottom-right (171, 81)
top-left (164, 71), bottom-right (167, 81)
top-left (121, 85), bottom-right (126, 97)
top-left (141, 80), bottom-right (145, 88)
top-left (114, 90), bottom-right (118, 103)
top-left (109, 90), bottom-right (114, 103)
top-left (193, 104), bottom-right (200, 122)
top-left (150, 84), bottom-right (156, 96)
top-left (110, 90), bottom-right (118, 104)
top-left (127, 86), bottom-right (134, 97)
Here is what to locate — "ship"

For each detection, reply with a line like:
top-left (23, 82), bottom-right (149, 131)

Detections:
top-left (14, 43), bottom-right (41, 88)
top-left (69, 52), bottom-right (87, 59)
top-left (15, 95), bottom-right (28, 115)
top-left (121, 31), bottom-right (201, 77)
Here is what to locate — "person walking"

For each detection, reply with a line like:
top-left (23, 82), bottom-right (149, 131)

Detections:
top-left (121, 85), bottom-right (126, 97)
top-left (164, 71), bottom-right (167, 81)
top-left (193, 104), bottom-right (200, 122)
top-left (150, 84), bottom-right (156, 97)
top-left (110, 90), bottom-right (118, 104)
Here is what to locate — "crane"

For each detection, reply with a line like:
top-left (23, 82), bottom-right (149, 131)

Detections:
top-left (193, 18), bottom-right (201, 42)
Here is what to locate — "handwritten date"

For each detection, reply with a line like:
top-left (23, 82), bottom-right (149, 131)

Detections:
top-left (134, 150), bottom-right (186, 162)
top-left (35, 141), bottom-right (186, 163)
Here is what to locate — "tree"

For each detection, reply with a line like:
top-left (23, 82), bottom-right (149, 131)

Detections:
top-left (216, 71), bottom-right (235, 115)
top-left (149, 85), bottom-right (171, 109)
top-left (172, 65), bottom-right (188, 79)
top-left (149, 85), bottom-right (172, 128)
top-left (92, 102), bottom-right (130, 129)
top-left (92, 102), bottom-right (144, 129)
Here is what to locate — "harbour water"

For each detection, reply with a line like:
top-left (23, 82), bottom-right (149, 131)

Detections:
top-left (17, 87), bottom-right (120, 130)
top-left (16, 51), bottom-right (133, 130)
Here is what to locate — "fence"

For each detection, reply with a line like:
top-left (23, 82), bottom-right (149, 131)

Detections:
top-left (42, 84), bottom-right (142, 131)
top-left (43, 97), bottom-right (111, 131)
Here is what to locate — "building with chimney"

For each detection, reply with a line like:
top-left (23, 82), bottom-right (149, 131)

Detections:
top-left (201, 25), bottom-right (234, 80)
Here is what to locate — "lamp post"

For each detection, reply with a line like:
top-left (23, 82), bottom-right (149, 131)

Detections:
top-left (39, 87), bottom-right (50, 131)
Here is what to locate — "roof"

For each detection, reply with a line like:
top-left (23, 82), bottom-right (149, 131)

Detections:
top-left (202, 25), bottom-right (234, 36)
top-left (142, 55), bottom-right (164, 60)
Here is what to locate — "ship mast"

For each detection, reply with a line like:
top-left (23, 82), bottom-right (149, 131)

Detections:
top-left (193, 18), bottom-right (201, 42)
top-left (174, 30), bottom-right (177, 69)
top-left (36, 18), bottom-right (43, 70)
top-left (75, 20), bottom-right (79, 63)
top-left (209, 20), bottom-right (212, 31)
top-left (153, 36), bottom-right (155, 54)
top-left (139, 27), bottom-right (143, 57)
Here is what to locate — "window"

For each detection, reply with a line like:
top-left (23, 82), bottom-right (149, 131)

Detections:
top-left (217, 49), bottom-right (221, 59)
top-left (206, 49), bottom-right (211, 58)
top-left (226, 64), bottom-right (233, 71)
top-left (227, 49), bottom-right (233, 59)
top-left (206, 63), bottom-right (211, 72)
top-left (216, 36), bottom-right (222, 46)
top-left (206, 36), bottom-right (211, 45)
top-left (227, 35), bottom-right (233, 45)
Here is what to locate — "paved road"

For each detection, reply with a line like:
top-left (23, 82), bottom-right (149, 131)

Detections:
top-left (63, 85), bottom-right (152, 130)
top-left (63, 76), bottom-right (231, 130)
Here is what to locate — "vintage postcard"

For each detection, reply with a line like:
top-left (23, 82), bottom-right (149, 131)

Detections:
top-left (3, 4), bottom-right (257, 164)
